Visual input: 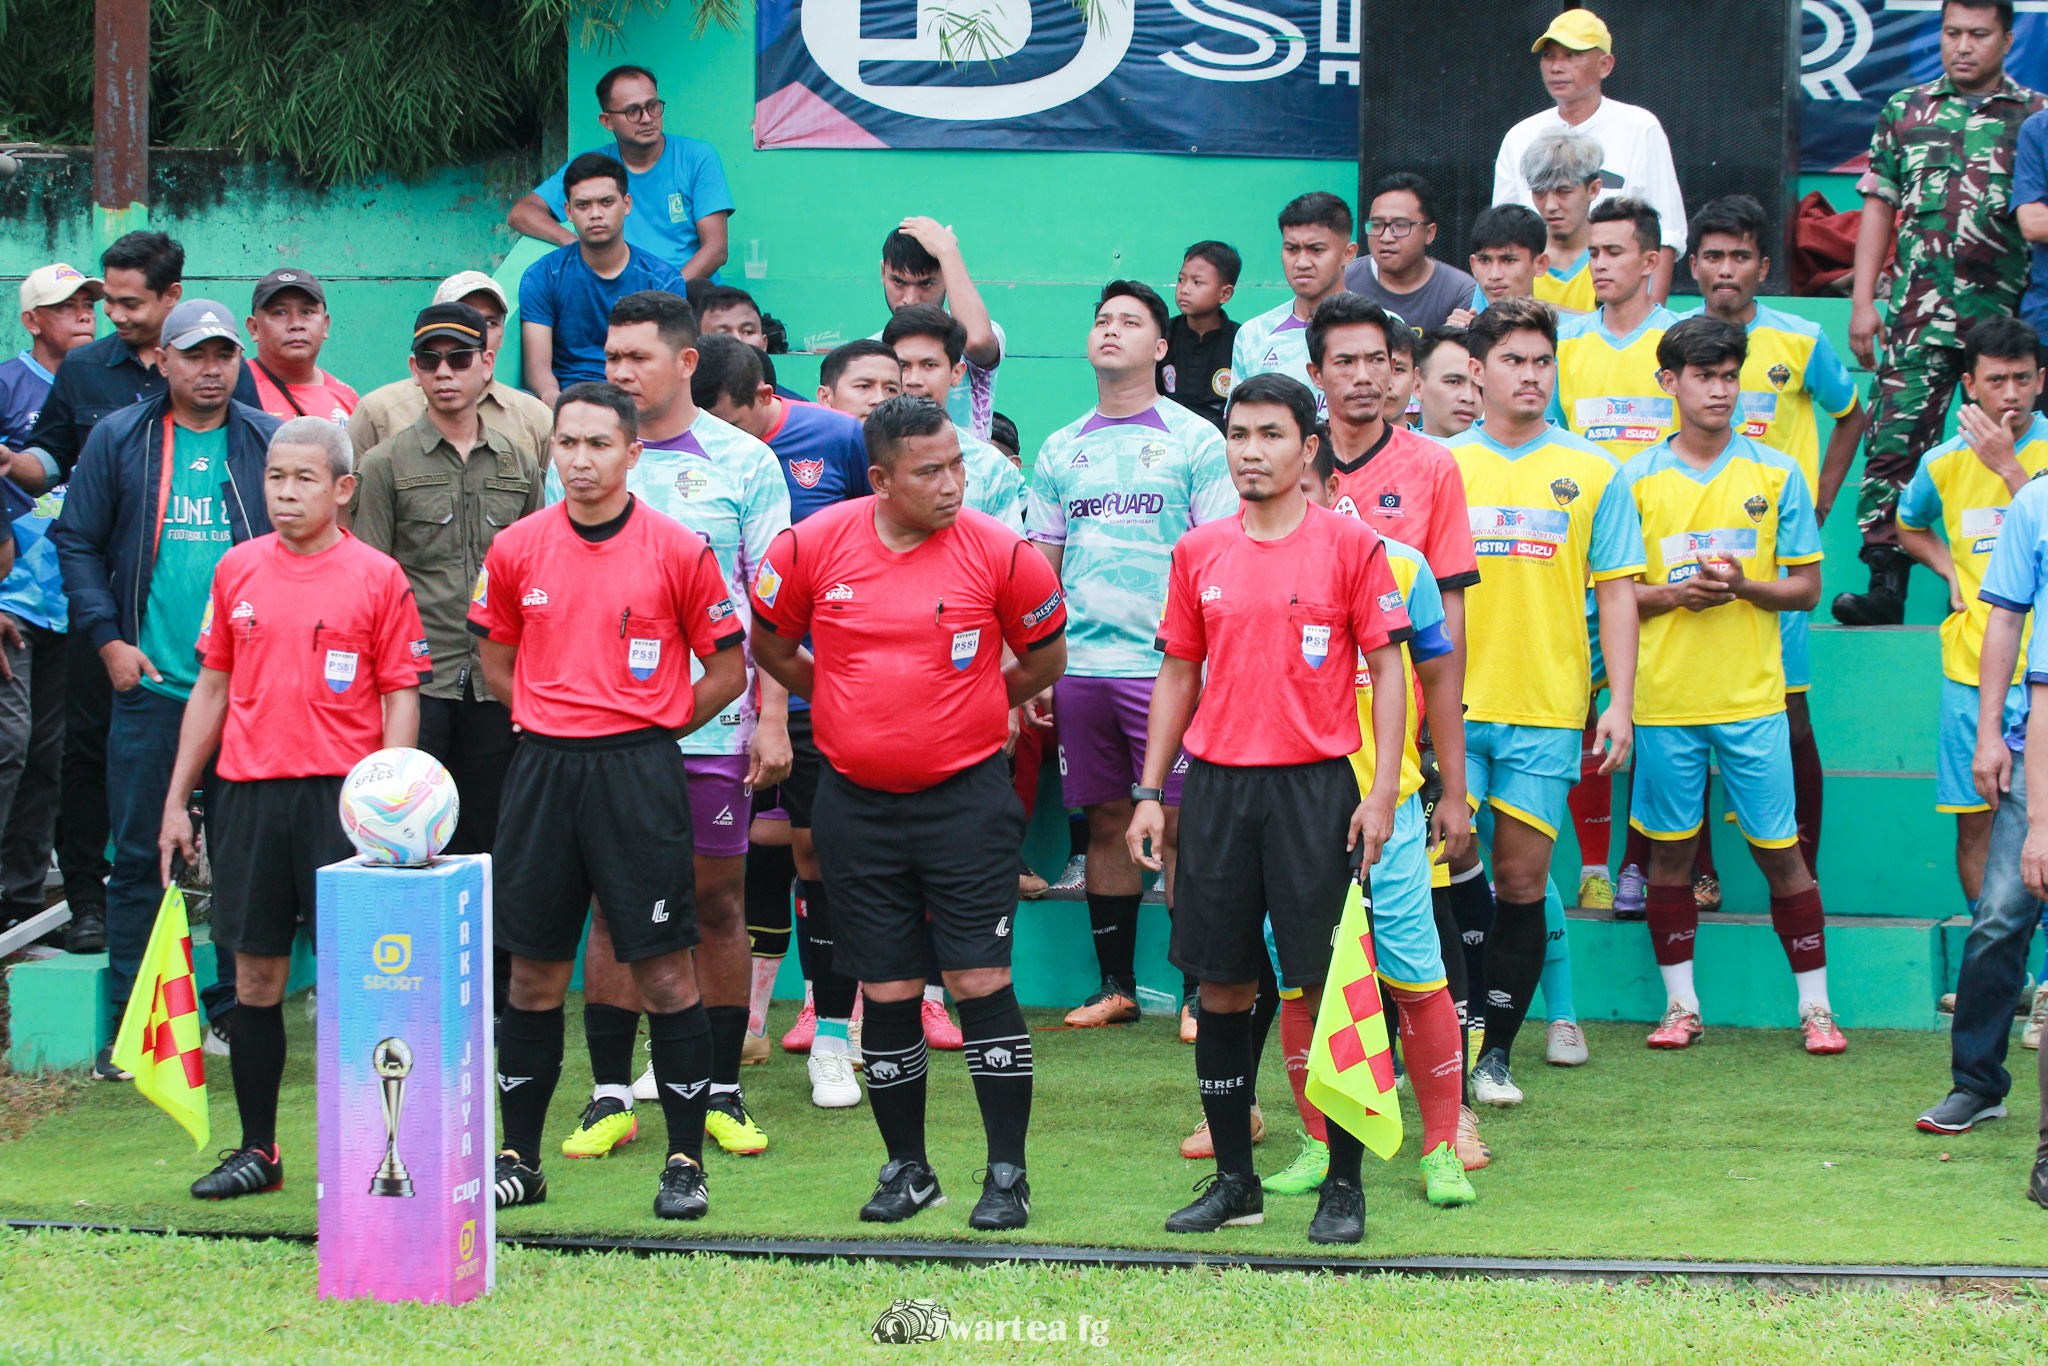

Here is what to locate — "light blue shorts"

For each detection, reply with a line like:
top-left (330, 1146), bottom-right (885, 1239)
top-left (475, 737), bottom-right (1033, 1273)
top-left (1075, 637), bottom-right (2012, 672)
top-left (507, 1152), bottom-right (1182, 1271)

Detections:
top-left (1465, 721), bottom-right (1579, 840)
top-left (1631, 713), bottom-right (1796, 848)
top-left (1780, 609), bottom-right (1811, 693)
top-left (1263, 794), bottom-right (1443, 993)
top-left (1938, 677), bottom-right (2027, 814)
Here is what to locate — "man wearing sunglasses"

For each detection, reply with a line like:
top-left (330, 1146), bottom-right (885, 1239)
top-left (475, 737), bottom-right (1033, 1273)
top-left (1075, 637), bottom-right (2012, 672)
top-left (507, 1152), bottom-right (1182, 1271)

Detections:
top-left (508, 64), bottom-right (735, 284)
top-left (1342, 174), bottom-right (1479, 334)
top-left (350, 303), bottom-right (546, 866)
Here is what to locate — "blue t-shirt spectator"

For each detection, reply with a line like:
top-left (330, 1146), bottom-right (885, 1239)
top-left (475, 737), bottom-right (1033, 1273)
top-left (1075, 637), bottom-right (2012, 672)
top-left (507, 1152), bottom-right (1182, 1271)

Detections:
top-left (2013, 109), bottom-right (2048, 336)
top-left (534, 138), bottom-right (735, 280)
top-left (1979, 473), bottom-right (2048, 747)
top-left (518, 243), bottom-right (686, 389)
top-left (0, 352), bottom-right (66, 631)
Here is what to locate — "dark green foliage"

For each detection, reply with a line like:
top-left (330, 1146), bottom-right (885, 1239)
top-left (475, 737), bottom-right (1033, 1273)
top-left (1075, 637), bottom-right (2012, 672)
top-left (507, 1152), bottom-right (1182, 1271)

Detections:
top-left (0, 0), bottom-right (711, 186)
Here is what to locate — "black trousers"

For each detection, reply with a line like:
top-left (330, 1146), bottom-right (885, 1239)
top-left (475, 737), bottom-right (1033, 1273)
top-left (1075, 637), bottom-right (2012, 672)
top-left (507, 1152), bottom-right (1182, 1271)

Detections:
top-left (416, 690), bottom-right (516, 856)
top-left (57, 627), bottom-right (109, 911)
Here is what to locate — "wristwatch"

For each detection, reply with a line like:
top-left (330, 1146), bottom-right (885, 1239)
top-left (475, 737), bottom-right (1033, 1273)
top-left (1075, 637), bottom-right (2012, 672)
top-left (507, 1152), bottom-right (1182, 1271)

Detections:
top-left (1131, 784), bottom-right (1165, 804)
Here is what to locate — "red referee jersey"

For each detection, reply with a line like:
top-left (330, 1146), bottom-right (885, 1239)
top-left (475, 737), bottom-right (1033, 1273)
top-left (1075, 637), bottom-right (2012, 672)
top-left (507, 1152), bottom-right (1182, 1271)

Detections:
top-left (197, 531), bottom-right (429, 782)
top-left (1157, 503), bottom-right (1412, 767)
top-left (1329, 424), bottom-right (1479, 589)
top-left (749, 497), bottom-right (1066, 793)
top-left (467, 499), bottom-right (743, 737)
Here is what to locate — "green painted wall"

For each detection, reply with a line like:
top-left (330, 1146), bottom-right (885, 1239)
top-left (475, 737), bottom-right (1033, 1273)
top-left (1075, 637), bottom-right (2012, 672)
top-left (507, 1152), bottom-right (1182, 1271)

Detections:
top-left (0, 150), bottom-right (526, 394)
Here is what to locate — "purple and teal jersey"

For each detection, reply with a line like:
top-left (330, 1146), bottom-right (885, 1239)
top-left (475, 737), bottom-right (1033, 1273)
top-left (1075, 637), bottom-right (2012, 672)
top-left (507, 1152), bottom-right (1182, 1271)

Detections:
top-left (547, 409), bottom-right (789, 754)
top-left (1231, 301), bottom-right (1324, 420)
top-left (960, 422), bottom-right (1026, 531)
top-left (1024, 400), bottom-right (1236, 677)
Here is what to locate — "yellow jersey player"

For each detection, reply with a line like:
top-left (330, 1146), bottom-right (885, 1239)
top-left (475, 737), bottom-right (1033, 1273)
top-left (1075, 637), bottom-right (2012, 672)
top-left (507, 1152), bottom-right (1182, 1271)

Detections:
top-left (1602, 316), bottom-right (1843, 1057)
top-left (1522, 130), bottom-right (1601, 316)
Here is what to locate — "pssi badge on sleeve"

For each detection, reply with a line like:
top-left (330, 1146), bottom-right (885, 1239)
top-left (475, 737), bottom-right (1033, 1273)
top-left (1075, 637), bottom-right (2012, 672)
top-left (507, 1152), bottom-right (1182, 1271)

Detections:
top-left (950, 628), bottom-right (982, 671)
top-left (629, 638), bottom-right (661, 681)
top-left (325, 650), bottom-right (359, 693)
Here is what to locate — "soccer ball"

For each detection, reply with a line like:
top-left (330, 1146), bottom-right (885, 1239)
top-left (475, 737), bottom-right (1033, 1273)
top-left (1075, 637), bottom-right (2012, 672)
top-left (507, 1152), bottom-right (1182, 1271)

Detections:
top-left (339, 747), bottom-right (460, 866)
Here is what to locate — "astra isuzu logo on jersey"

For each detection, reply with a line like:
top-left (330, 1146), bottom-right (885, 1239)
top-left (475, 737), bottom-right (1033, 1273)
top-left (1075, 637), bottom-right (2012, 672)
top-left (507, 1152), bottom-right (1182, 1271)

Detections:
top-left (1962, 506), bottom-right (2006, 555)
top-left (1470, 505), bottom-right (1568, 560)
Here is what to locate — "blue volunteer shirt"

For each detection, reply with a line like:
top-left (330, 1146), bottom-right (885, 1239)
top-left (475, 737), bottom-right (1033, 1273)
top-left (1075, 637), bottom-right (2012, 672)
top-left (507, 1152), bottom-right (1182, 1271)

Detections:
top-left (0, 353), bottom-right (65, 631)
top-left (1979, 474), bottom-right (2048, 748)
top-left (2017, 110), bottom-right (2048, 335)
top-left (518, 243), bottom-right (686, 389)
top-left (534, 137), bottom-right (736, 278)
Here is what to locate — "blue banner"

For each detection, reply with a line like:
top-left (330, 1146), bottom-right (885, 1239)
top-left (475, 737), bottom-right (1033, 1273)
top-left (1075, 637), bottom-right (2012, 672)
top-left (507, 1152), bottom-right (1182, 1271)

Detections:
top-left (1802, 1), bottom-right (2048, 173)
top-left (754, 0), bottom-right (1363, 157)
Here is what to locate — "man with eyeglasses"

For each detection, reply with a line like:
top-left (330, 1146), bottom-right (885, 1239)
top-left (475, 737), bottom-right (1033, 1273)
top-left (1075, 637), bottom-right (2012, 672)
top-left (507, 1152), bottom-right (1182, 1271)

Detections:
top-left (350, 303), bottom-right (546, 864)
top-left (508, 64), bottom-right (735, 283)
top-left (348, 272), bottom-right (553, 464)
top-left (1342, 174), bottom-right (1479, 334)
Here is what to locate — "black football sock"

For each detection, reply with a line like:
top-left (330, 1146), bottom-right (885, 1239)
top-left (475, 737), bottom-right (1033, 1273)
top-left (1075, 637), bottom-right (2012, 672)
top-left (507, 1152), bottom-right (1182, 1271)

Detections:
top-left (707, 1004), bottom-right (747, 1090)
top-left (744, 843), bottom-right (796, 958)
top-left (1481, 898), bottom-right (1547, 1066)
top-left (496, 1004), bottom-right (565, 1166)
top-left (803, 878), bottom-right (860, 1020)
top-left (1325, 1116), bottom-right (1366, 1185)
top-left (1448, 867), bottom-right (1494, 1029)
top-left (1247, 954), bottom-right (1280, 1108)
top-left (1068, 815), bottom-right (1089, 858)
top-left (230, 1001), bottom-right (286, 1153)
top-left (647, 1003), bottom-right (712, 1164)
top-left (792, 877), bottom-right (816, 982)
top-left (582, 1002), bottom-right (639, 1093)
top-left (860, 994), bottom-right (930, 1165)
top-left (1086, 892), bottom-right (1142, 993)
top-left (1194, 1004), bottom-right (1256, 1179)
top-left (958, 985), bottom-right (1032, 1168)
top-left (1432, 887), bottom-right (1470, 1040)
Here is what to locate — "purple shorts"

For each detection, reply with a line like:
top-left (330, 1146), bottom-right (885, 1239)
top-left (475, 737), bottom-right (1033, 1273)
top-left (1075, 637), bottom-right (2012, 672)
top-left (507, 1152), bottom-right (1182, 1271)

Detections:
top-left (1055, 675), bottom-right (1186, 809)
top-left (683, 753), bottom-right (750, 858)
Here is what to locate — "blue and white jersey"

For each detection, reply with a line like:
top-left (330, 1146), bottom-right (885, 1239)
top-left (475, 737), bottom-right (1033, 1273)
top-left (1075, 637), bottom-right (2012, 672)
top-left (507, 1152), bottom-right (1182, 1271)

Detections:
top-left (1230, 300), bottom-right (1324, 420)
top-left (1025, 400), bottom-right (1236, 677)
top-left (548, 409), bottom-right (790, 754)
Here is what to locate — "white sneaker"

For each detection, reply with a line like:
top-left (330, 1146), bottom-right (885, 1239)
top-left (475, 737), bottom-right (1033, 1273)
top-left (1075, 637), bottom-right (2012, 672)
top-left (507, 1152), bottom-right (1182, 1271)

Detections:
top-left (1546, 1019), bottom-right (1588, 1066)
top-left (632, 1058), bottom-right (658, 1102)
top-left (1470, 1051), bottom-right (1523, 1107)
top-left (809, 1048), bottom-right (862, 1108)
top-left (1049, 854), bottom-right (1087, 892)
top-left (2026, 983), bottom-right (2048, 1051)
top-left (203, 1019), bottom-right (232, 1057)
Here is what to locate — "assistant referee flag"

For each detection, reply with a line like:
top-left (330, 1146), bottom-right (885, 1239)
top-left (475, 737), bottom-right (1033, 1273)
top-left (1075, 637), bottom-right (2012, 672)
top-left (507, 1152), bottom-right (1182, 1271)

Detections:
top-left (109, 886), bottom-right (210, 1150)
top-left (1304, 881), bottom-right (1403, 1159)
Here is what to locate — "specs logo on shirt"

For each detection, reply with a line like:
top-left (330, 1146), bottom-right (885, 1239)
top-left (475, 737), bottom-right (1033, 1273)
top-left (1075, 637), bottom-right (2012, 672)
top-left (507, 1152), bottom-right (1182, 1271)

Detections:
top-left (1138, 442), bottom-right (1166, 469)
top-left (824, 583), bottom-right (854, 601)
top-left (1549, 477), bottom-right (1581, 507)
top-left (789, 459), bottom-right (825, 489)
top-left (1767, 363), bottom-right (1792, 391)
top-left (231, 600), bottom-right (254, 620)
top-left (1744, 494), bottom-right (1770, 524)
top-left (1200, 585), bottom-right (1223, 603)
top-left (522, 588), bottom-right (549, 606)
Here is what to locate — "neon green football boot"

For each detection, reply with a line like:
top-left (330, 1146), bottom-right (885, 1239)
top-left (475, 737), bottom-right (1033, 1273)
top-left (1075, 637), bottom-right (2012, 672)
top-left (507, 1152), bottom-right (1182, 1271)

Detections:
top-left (561, 1097), bottom-right (639, 1158)
top-left (1261, 1133), bottom-right (1329, 1195)
top-left (1419, 1141), bottom-right (1477, 1207)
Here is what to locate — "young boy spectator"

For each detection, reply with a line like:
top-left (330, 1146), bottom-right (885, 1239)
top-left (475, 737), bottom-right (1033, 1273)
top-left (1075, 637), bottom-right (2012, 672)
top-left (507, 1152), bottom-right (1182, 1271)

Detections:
top-left (244, 269), bottom-right (356, 423)
top-left (876, 219), bottom-right (1004, 438)
top-left (1343, 174), bottom-right (1480, 332)
top-left (1159, 242), bottom-right (1241, 433)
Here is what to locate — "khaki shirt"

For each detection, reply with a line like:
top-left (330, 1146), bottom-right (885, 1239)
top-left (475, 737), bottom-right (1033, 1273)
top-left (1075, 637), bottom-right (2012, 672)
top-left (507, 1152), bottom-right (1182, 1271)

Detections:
top-left (348, 378), bottom-right (554, 463)
top-left (350, 411), bottom-right (545, 702)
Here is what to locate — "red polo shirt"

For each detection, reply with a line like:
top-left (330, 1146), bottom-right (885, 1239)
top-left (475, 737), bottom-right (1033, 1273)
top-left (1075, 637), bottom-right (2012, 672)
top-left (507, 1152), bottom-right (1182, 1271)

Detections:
top-left (198, 531), bottom-right (428, 781)
top-left (1329, 423), bottom-right (1479, 589)
top-left (1157, 502), bottom-right (1411, 767)
top-left (749, 497), bottom-right (1065, 793)
top-left (467, 499), bottom-right (742, 737)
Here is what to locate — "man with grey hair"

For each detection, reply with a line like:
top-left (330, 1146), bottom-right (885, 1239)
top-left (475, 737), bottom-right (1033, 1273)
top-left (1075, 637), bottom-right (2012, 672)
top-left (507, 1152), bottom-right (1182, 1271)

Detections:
top-left (351, 302), bottom-right (545, 867)
top-left (160, 413), bottom-right (426, 1201)
top-left (52, 298), bottom-right (281, 1080)
top-left (347, 272), bottom-right (553, 461)
top-left (1521, 130), bottom-right (1605, 315)
top-left (1493, 7), bottom-right (1685, 300)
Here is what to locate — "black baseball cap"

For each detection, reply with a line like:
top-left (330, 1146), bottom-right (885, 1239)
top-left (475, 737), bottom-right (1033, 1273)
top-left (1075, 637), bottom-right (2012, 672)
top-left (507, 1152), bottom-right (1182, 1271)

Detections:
top-left (412, 302), bottom-right (489, 350)
top-left (251, 267), bottom-right (326, 310)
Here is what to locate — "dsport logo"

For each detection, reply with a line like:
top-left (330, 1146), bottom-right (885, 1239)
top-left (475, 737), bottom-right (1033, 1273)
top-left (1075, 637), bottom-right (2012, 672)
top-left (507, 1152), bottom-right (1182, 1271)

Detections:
top-left (371, 935), bottom-right (411, 974)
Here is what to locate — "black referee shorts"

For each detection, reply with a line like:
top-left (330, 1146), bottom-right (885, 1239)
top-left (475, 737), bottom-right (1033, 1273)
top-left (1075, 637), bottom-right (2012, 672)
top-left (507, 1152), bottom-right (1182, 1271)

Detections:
top-left (812, 752), bottom-right (1024, 983)
top-left (495, 728), bottom-right (697, 964)
top-left (1170, 756), bottom-right (1358, 990)
top-left (209, 775), bottom-right (351, 958)
top-left (779, 708), bottom-right (824, 829)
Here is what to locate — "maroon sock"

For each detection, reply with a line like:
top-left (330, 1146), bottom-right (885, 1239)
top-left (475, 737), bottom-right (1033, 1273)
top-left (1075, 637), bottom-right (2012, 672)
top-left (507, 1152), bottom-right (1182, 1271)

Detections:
top-left (1790, 728), bottom-right (1824, 878)
top-left (1646, 882), bottom-right (1699, 965)
top-left (1770, 887), bottom-right (1826, 972)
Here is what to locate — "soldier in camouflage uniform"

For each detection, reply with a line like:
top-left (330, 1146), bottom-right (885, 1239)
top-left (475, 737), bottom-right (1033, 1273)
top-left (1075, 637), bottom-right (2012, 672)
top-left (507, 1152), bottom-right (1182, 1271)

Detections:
top-left (1841, 0), bottom-right (2047, 624)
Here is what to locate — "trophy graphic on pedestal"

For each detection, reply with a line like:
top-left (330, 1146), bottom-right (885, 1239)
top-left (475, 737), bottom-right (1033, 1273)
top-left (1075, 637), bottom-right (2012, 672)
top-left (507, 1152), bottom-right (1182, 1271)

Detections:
top-left (369, 1037), bottom-right (416, 1197)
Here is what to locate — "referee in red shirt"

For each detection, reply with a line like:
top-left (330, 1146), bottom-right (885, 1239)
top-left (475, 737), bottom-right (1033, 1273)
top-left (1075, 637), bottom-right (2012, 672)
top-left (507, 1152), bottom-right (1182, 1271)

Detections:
top-left (750, 395), bottom-right (1066, 1232)
top-left (158, 416), bottom-right (429, 1200)
top-left (468, 382), bottom-right (747, 1221)
top-left (1128, 372), bottom-right (1413, 1245)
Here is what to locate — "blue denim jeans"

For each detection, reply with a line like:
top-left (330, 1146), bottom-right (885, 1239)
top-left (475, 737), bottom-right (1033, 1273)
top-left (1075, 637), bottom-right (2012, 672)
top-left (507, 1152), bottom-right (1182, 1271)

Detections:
top-left (1953, 751), bottom-right (2045, 1100)
top-left (105, 684), bottom-right (232, 1022)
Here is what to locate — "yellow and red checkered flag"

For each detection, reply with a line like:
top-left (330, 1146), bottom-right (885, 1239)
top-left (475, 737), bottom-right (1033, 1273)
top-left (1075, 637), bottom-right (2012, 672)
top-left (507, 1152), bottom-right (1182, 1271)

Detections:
top-left (1304, 880), bottom-right (1404, 1159)
top-left (110, 886), bottom-right (210, 1150)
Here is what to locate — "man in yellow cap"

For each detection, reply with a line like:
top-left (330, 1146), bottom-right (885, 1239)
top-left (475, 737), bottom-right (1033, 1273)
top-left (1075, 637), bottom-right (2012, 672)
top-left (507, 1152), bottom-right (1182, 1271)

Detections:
top-left (1492, 7), bottom-right (1686, 302)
